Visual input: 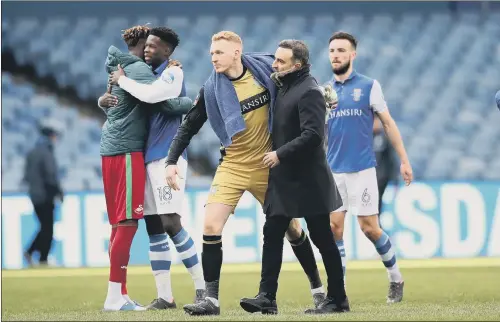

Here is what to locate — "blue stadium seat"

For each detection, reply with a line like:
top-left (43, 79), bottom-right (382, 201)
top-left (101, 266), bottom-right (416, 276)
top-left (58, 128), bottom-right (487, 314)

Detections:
top-left (311, 15), bottom-right (336, 39)
top-left (454, 157), bottom-right (486, 180)
top-left (165, 16), bottom-right (191, 38)
top-left (2, 10), bottom-right (500, 188)
top-left (191, 15), bottom-right (219, 40)
top-left (484, 159), bottom-right (500, 180)
top-left (134, 16), bottom-right (160, 28)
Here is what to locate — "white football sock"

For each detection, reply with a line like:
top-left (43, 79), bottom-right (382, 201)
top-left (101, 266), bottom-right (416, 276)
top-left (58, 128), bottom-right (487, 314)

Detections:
top-left (311, 286), bottom-right (325, 295)
top-left (155, 271), bottom-right (174, 302)
top-left (387, 264), bottom-right (403, 283)
top-left (104, 282), bottom-right (127, 310)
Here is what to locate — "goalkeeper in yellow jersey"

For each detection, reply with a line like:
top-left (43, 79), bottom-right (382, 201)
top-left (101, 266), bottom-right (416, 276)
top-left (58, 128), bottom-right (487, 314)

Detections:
top-left (165, 31), bottom-right (326, 316)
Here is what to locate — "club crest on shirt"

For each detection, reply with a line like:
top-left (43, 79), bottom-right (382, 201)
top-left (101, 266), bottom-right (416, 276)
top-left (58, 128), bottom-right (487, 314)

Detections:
top-left (352, 88), bottom-right (363, 102)
top-left (161, 71), bottom-right (175, 84)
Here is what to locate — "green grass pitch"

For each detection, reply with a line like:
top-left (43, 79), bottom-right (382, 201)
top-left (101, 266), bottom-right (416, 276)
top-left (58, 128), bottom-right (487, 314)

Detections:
top-left (2, 258), bottom-right (500, 321)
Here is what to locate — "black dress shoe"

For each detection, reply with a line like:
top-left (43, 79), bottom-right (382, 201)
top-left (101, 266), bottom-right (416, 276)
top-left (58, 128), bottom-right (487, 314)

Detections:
top-left (240, 292), bottom-right (278, 315)
top-left (305, 296), bottom-right (350, 314)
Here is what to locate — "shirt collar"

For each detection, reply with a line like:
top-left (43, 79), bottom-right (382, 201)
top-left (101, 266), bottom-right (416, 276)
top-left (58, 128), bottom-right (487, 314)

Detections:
top-left (333, 69), bottom-right (358, 84)
top-left (153, 59), bottom-right (169, 76)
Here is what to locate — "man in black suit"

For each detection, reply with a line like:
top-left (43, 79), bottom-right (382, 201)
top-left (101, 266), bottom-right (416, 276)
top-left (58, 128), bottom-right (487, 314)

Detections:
top-left (239, 40), bottom-right (349, 315)
top-left (23, 119), bottom-right (64, 266)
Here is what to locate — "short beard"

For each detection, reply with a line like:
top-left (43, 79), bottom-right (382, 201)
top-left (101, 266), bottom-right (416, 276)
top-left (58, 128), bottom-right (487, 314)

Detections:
top-left (333, 60), bottom-right (351, 76)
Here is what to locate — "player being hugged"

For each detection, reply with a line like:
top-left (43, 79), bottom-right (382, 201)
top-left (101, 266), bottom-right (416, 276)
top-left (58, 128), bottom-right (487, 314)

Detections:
top-left (99, 25), bottom-right (164, 312)
top-left (107, 27), bottom-right (205, 310)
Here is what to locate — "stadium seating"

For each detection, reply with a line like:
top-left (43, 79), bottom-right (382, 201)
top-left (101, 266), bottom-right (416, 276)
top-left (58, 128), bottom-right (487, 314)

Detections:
top-left (1, 73), bottom-right (213, 192)
top-left (2, 11), bottom-right (500, 192)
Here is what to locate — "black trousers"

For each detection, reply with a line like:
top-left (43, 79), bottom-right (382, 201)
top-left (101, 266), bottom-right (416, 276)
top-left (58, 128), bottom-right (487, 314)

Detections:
top-left (27, 201), bottom-right (55, 262)
top-left (259, 214), bottom-right (346, 303)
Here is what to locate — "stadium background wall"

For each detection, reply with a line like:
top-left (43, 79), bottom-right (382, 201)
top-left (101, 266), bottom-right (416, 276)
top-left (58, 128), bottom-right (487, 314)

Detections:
top-left (2, 182), bottom-right (500, 269)
top-left (1, 1), bottom-right (450, 17)
top-left (2, 1), bottom-right (498, 18)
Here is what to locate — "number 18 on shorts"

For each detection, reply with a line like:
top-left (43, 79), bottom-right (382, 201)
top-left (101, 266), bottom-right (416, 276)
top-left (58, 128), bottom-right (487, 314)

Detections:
top-left (144, 156), bottom-right (187, 216)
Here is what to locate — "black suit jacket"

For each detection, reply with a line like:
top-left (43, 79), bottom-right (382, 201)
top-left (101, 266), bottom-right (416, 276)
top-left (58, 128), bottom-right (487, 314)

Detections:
top-left (263, 67), bottom-right (343, 218)
top-left (23, 137), bottom-right (62, 205)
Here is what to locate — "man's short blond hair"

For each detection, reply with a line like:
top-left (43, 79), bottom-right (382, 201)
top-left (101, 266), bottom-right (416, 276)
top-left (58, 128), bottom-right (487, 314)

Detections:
top-left (212, 31), bottom-right (243, 46)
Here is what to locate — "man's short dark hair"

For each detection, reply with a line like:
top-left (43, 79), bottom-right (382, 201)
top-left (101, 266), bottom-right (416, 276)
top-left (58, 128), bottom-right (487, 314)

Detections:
top-left (122, 25), bottom-right (151, 48)
top-left (329, 31), bottom-right (357, 49)
top-left (278, 39), bottom-right (309, 66)
top-left (150, 27), bottom-right (180, 51)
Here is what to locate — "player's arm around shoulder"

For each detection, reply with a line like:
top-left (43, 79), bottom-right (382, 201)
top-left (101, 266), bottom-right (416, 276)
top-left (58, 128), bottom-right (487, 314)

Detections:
top-left (111, 61), bottom-right (155, 100)
top-left (160, 65), bottom-right (184, 89)
top-left (153, 66), bottom-right (189, 114)
top-left (126, 64), bottom-right (183, 104)
top-left (118, 62), bottom-right (189, 112)
top-left (155, 65), bottom-right (184, 99)
top-left (117, 65), bottom-right (188, 115)
top-left (124, 61), bottom-right (156, 84)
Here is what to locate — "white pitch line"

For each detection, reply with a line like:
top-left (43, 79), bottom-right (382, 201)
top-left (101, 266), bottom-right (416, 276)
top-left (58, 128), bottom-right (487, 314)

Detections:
top-left (2, 258), bottom-right (500, 279)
